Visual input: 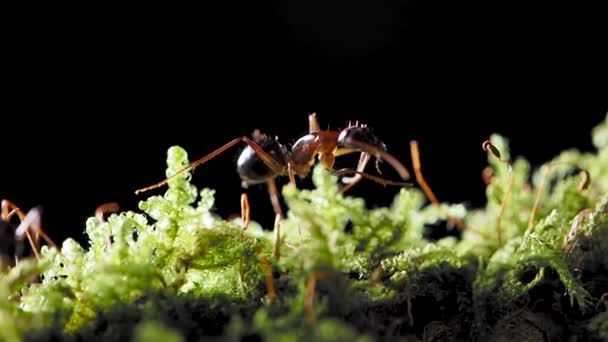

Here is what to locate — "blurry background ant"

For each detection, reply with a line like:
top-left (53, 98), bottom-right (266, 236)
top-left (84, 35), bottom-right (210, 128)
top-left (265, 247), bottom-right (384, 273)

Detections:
top-left (0, 199), bottom-right (57, 270)
top-left (136, 113), bottom-right (412, 221)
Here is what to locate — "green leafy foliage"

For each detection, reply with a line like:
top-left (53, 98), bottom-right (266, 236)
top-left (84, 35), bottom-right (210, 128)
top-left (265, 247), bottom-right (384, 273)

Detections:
top-left (1, 115), bottom-right (607, 341)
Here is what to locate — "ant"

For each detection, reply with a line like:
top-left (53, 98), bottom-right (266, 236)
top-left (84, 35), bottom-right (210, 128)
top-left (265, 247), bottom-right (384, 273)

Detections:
top-left (135, 113), bottom-right (412, 220)
top-left (134, 113), bottom-right (476, 324)
top-left (0, 199), bottom-right (58, 269)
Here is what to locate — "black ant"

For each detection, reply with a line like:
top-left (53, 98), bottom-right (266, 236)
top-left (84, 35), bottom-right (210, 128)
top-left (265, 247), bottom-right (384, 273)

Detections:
top-left (135, 113), bottom-right (412, 219)
top-left (0, 199), bottom-right (58, 269)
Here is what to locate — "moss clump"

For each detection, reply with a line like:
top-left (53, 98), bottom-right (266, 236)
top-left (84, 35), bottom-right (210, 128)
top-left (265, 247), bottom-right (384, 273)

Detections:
top-left (1, 115), bottom-right (607, 341)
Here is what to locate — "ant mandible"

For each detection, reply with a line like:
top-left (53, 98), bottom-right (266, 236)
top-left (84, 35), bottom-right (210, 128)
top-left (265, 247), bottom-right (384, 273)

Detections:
top-left (135, 113), bottom-right (412, 220)
top-left (0, 199), bottom-right (58, 268)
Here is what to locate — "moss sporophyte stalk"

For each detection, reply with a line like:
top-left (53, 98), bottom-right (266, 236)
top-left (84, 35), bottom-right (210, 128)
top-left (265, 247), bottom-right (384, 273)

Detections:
top-left (1, 115), bottom-right (608, 341)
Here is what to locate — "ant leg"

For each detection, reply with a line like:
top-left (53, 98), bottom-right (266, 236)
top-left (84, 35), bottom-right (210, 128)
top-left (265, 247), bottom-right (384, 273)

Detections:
top-left (338, 152), bottom-right (371, 194)
top-left (95, 202), bottom-right (119, 248)
top-left (339, 138), bottom-right (411, 180)
top-left (333, 147), bottom-right (364, 182)
top-left (410, 141), bottom-right (467, 231)
top-left (241, 193), bottom-right (250, 230)
top-left (309, 112), bottom-right (320, 133)
top-left (135, 136), bottom-right (287, 194)
top-left (305, 271), bottom-right (329, 326)
top-left (14, 206), bottom-right (59, 260)
top-left (1, 199), bottom-right (38, 256)
top-left (333, 147), bottom-right (358, 157)
top-left (266, 178), bottom-right (284, 220)
top-left (330, 169), bottom-right (412, 188)
top-left (342, 152), bottom-right (371, 183)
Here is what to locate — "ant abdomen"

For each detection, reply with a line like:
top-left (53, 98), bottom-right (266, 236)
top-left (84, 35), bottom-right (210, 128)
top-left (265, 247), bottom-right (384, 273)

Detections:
top-left (338, 126), bottom-right (387, 152)
top-left (237, 130), bottom-right (290, 186)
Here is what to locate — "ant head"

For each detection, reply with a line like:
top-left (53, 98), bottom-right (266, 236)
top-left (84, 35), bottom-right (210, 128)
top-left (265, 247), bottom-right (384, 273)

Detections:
top-left (338, 125), bottom-right (386, 151)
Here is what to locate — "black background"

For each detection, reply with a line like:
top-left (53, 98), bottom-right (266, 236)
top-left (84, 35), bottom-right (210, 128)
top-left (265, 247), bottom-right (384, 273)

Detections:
top-left (2, 2), bottom-right (607, 246)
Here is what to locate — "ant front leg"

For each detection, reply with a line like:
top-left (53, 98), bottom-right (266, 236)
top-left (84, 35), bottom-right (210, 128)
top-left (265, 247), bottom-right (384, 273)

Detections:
top-left (338, 131), bottom-right (411, 181)
top-left (331, 147), bottom-right (411, 190)
top-left (338, 152), bottom-right (371, 194)
top-left (329, 168), bottom-right (413, 189)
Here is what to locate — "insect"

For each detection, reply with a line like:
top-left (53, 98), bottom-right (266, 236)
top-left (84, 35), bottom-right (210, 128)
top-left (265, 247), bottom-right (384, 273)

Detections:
top-left (135, 113), bottom-right (412, 219)
top-left (0, 199), bottom-right (57, 268)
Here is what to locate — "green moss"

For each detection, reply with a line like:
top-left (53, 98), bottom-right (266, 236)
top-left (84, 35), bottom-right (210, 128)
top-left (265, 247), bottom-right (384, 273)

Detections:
top-left (1, 115), bottom-right (607, 341)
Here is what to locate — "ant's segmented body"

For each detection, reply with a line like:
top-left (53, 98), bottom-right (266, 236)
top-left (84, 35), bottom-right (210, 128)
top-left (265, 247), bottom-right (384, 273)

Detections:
top-left (135, 113), bottom-right (412, 219)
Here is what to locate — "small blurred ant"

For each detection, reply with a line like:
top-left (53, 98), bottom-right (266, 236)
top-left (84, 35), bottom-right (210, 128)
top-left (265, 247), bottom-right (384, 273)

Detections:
top-left (135, 113), bottom-right (412, 219)
top-left (0, 199), bottom-right (58, 268)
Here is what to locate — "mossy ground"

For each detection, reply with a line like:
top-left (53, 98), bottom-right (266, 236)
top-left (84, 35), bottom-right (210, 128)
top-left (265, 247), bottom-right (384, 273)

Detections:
top-left (2, 115), bottom-right (608, 342)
